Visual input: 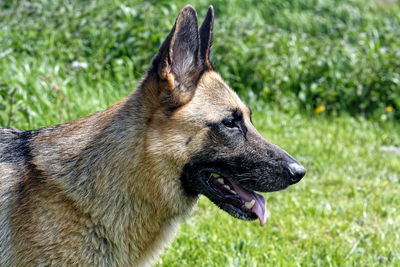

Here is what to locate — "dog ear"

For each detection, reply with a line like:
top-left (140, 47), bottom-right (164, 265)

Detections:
top-left (150, 5), bottom-right (202, 108)
top-left (199, 6), bottom-right (214, 70)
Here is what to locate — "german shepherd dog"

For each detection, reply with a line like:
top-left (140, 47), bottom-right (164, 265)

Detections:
top-left (0, 5), bottom-right (305, 266)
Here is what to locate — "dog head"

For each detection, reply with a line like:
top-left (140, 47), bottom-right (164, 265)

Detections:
top-left (143, 5), bottom-right (305, 225)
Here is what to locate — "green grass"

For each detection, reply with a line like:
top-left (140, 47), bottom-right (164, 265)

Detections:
top-left (1, 0), bottom-right (400, 266)
top-left (1, 0), bottom-right (400, 124)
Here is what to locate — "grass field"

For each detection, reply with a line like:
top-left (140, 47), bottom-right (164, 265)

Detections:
top-left (1, 0), bottom-right (400, 266)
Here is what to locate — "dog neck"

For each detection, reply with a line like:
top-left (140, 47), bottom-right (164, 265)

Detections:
top-left (28, 86), bottom-right (198, 264)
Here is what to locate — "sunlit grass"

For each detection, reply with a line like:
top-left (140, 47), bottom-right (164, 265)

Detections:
top-left (1, 0), bottom-right (400, 125)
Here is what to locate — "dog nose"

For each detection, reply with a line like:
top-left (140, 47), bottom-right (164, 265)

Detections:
top-left (288, 162), bottom-right (306, 184)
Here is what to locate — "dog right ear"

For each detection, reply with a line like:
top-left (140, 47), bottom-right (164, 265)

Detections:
top-left (149, 5), bottom-right (202, 108)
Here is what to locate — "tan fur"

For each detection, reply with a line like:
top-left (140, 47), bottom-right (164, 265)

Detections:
top-left (0, 6), bottom-right (277, 266)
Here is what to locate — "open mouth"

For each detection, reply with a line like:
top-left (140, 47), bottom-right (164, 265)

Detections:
top-left (201, 172), bottom-right (267, 226)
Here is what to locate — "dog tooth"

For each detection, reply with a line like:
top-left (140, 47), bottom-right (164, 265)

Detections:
top-left (211, 173), bottom-right (220, 178)
top-left (245, 200), bottom-right (255, 210)
top-left (217, 178), bottom-right (224, 184)
top-left (224, 185), bottom-right (231, 190)
top-left (230, 190), bottom-right (237, 195)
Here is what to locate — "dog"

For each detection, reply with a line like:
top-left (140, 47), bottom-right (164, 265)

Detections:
top-left (0, 5), bottom-right (305, 266)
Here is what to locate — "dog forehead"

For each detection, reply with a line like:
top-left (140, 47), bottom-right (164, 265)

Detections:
top-left (186, 71), bottom-right (250, 118)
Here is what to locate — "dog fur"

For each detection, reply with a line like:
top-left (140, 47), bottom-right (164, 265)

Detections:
top-left (0, 5), bottom-right (305, 266)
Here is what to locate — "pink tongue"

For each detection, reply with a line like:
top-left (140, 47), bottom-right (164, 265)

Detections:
top-left (231, 183), bottom-right (267, 226)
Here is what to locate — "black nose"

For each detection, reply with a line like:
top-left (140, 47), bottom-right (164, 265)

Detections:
top-left (288, 162), bottom-right (306, 184)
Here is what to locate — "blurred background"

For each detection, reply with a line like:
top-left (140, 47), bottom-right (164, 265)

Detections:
top-left (1, 0), bottom-right (399, 266)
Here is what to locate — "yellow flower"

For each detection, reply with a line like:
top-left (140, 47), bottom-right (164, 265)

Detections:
top-left (315, 105), bottom-right (325, 115)
top-left (385, 106), bottom-right (393, 113)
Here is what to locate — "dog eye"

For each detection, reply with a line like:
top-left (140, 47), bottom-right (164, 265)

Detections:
top-left (222, 119), bottom-right (236, 128)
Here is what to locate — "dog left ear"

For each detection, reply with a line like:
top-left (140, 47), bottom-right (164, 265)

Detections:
top-left (150, 5), bottom-right (202, 108)
top-left (199, 6), bottom-right (214, 70)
